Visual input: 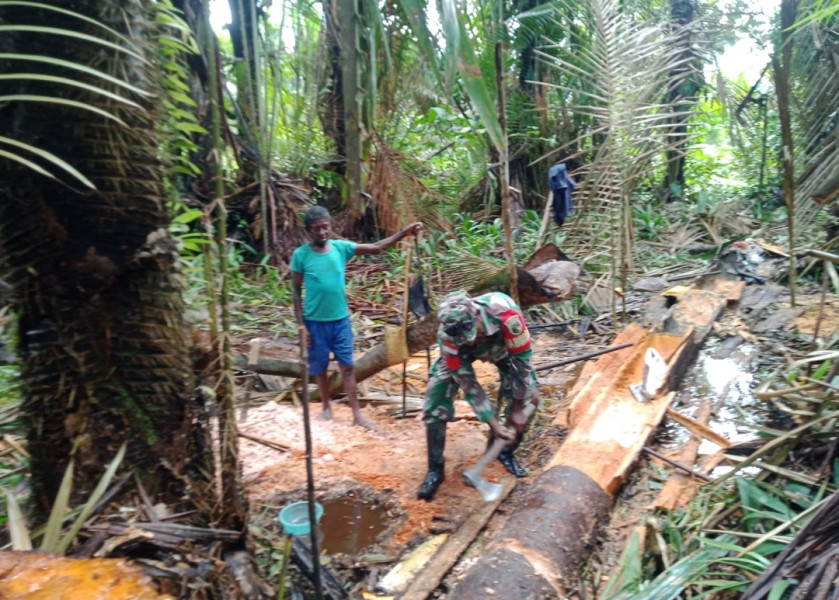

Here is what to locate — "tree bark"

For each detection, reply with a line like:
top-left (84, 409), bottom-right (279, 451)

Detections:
top-left (228, 0), bottom-right (259, 133)
top-left (772, 0), bottom-right (798, 307)
top-left (340, 0), bottom-right (363, 232)
top-left (663, 0), bottom-right (698, 202)
top-left (453, 466), bottom-right (611, 599)
top-left (0, 0), bottom-right (215, 516)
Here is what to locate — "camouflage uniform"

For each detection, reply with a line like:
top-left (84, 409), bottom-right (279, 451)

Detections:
top-left (423, 291), bottom-right (539, 424)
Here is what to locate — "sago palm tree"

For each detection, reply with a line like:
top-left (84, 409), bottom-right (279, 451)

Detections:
top-left (0, 0), bottom-right (217, 519)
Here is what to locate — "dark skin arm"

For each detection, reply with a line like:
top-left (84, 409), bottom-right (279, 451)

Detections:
top-left (355, 222), bottom-right (423, 255)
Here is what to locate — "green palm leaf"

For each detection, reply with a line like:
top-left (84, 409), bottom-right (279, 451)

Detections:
top-left (439, 0), bottom-right (504, 152)
top-left (0, 25), bottom-right (145, 61)
top-left (0, 54), bottom-right (151, 96)
top-left (0, 2), bottom-right (142, 52)
top-left (0, 136), bottom-right (97, 189)
top-left (0, 95), bottom-right (126, 125)
top-left (0, 74), bottom-right (142, 107)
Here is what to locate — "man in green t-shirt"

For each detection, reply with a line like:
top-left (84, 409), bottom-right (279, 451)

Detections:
top-left (292, 206), bottom-right (422, 430)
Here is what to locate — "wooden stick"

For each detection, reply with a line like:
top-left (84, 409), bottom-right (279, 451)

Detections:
top-left (399, 476), bottom-right (517, 600)
top-left (665, 407), bottom-right (731, 449)
top-left (657, 399), bottom-right (713, 510)
top-left (643, 446), bottom-right (712, 482)
top-left (535, 342), bottom-right (634, 372)
top-left (754, 383), bottom-right (820, 400)
top-left (535, 190), bottom-right (554, 251)
top-left (237, 430), bottom-right (289, 452)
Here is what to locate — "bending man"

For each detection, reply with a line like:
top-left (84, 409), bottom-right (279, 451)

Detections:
top-left (292, 206), bottom-right (422, 430)
top-left (418, 291), bottom-right (539, 501)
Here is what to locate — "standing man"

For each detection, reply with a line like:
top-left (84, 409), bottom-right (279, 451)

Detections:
top-left (418, 291), bottom-right (538, 501)
top-left (292, 206), bottom-right (423, 430)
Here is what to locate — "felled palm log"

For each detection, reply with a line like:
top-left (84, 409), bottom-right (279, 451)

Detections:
top-left (236, 245), bottom-right (580, 397)
top-left (0, 551), bottom-right (167, 599)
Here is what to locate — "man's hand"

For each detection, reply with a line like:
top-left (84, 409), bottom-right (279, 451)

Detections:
top-left (405, 222), bottom-right (424, 236)
top-left (509, 408), bottom-right (529, 435)
top-left (488, 417), bottom-right (514, 442)
top-left (298, 324), bottom-right (308, 349)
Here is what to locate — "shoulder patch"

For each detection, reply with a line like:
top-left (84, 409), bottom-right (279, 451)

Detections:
top-left (501, 310), bottom-right (531, 353)
top-left (505, 314), bottom-right (524, 336)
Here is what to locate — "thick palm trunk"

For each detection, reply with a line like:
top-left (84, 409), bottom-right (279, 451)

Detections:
top-left (0, 1), bottom-right (215, 516)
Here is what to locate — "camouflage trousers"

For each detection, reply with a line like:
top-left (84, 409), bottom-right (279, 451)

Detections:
top-left (422, 352), bottom-right (539, 424)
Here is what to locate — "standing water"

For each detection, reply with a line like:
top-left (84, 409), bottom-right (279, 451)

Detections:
top-left (318, 495), bottom-right (389, 555)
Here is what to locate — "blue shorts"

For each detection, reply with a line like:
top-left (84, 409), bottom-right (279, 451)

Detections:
top-left (304, 316), bottom-right (354, 375)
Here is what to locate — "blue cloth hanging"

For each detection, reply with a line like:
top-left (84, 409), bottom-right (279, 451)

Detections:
top-left (549, 163), bottom-right (575, 227)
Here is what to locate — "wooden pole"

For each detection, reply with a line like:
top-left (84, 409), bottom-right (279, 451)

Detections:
top-left (298, 328), bottom-right (323, 600)
top-left (772, 0), bottom-right (797, 307)
top-left (495, 41), bottom-right (519, 306)
top-left (535, 190), bottom-right (554, 252)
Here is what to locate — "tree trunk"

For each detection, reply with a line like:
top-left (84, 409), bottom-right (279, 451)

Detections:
top-left (663, 0), bottom-right (698, 202)
top-left (319, 0), bottom-right (346, 160)
top-left (773, 0), bottom-right (798, 307)
top-left (0, 0), bottom-right (215, 516)
top-left (229, 0), bottom-right (259, 136)
top-left (339, 0), bottom-right (364, 234)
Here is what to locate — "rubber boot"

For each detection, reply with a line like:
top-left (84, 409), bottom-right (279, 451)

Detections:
top-left (498, 434), bottom-right (528, 477)
top-left (417, 422), bottom-right (447, 501)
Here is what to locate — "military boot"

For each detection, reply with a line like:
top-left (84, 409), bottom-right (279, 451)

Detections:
top-left (498, 433), bottom-right (528, 477)
top-left (417, 422), bottom-right (447, 501)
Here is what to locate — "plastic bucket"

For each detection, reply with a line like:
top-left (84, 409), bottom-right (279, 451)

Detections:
top-left (278, 501), bottom-right (324, 536)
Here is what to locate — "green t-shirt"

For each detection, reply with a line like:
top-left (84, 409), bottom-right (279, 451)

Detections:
top-left (290, 239), bottom-right (357, 321)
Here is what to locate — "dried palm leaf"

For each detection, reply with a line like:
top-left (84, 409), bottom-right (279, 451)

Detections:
top-left (444, 250), bottom-right (504, 292)
top-left (529, 0), bottom-right (703, 315)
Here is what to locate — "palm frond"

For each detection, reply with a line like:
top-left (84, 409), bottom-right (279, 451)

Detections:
top-left (0, 3), bottom-right (147, 189)
top-left (531, 0), bottom-right (702, 308)
top-left (785, 0), bottom-right (839, 235)
top-left (439, 0), bottom-right (504, 152)
top-left (445, 249), bottom-right (504, 291)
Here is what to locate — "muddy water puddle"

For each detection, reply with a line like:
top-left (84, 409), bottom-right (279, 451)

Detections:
top-left (319, 496), bottom-right (389, 555)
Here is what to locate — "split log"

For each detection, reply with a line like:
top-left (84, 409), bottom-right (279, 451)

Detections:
top-left (0, 551), bottom-right (167, 599)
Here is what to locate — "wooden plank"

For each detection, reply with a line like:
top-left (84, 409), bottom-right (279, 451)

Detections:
top-left (398, 476), bottom-right (516, 600)
top-left (655, 398), bottom-right (712, 510)
top-left (665, 406), bottom-right (731, 449)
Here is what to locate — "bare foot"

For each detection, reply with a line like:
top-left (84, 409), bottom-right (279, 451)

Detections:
top-left (321, 406), bottom-right (333, 421)
top-left (353, 415), bottom-right (378, 431)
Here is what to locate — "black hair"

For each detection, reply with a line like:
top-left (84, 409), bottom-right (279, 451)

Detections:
top-left (303, 205), bottom-right (331, 230)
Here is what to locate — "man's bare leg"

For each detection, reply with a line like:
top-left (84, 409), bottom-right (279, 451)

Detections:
top-left (340, 364), bottom-right (376, 431)
top-left (316, 371), bottom-right (333, 420)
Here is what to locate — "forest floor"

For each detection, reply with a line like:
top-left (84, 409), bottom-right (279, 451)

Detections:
top-left (231, 272), bottom-right (839, 598)
top-left (232, 326), bottom-right (592, 592)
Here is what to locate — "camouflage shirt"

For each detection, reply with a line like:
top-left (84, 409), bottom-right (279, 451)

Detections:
top-left (422, 292), bottom-right (536, 423)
